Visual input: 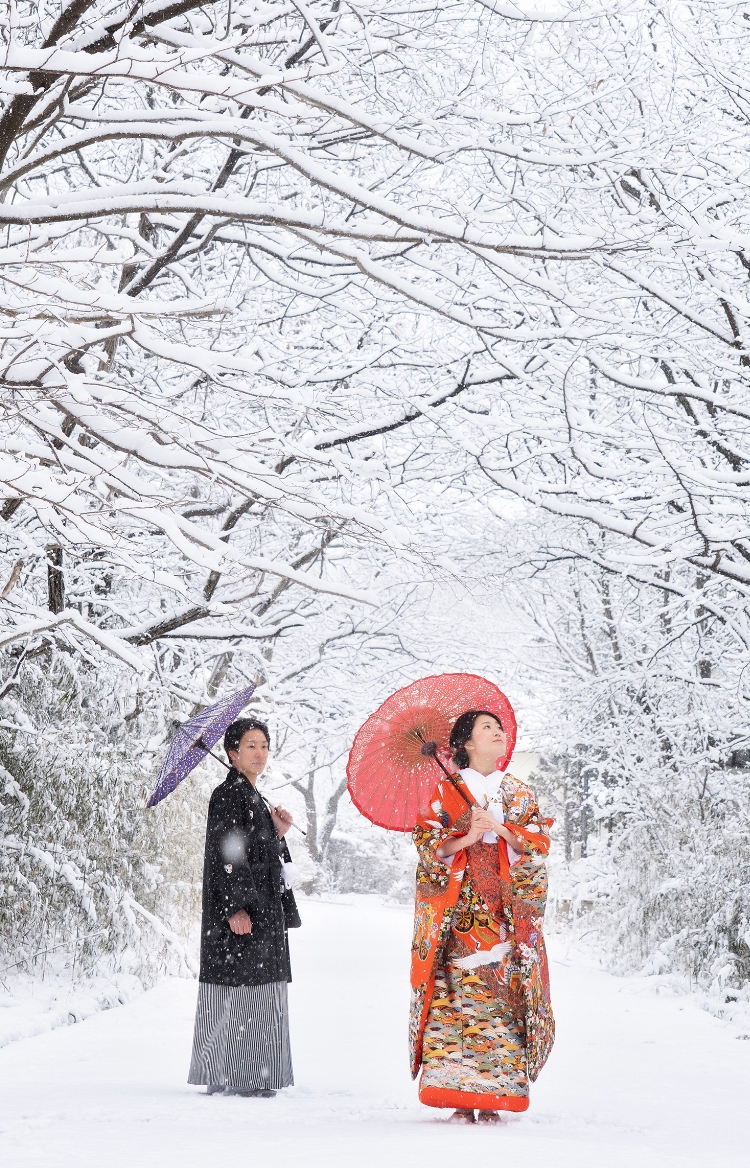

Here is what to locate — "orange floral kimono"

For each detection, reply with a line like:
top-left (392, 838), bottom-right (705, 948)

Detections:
top-left (409, 770), bottom-right (554, 1112)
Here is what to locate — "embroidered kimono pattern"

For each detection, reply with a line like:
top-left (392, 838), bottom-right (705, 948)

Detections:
top-left (410, 771), bottom-right (554, 1112)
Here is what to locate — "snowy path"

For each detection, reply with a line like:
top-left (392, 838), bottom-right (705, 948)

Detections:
top-left (1, 898), bottom-right (748, 1167)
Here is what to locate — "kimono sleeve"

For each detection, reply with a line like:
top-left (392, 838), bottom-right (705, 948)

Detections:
top-left (504, 781), bottom-right (552, 859)
top-left (412, 785), bottom-right (467, 886)
top-left (206, 786), bottom-right (262, 920)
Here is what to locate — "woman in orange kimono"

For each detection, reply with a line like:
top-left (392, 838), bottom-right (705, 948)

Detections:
top-left (410, 710), bottom-right (554, 1123)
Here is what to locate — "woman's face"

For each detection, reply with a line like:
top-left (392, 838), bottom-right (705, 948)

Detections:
top-left (228, 729), bottom-right (269, 780)
top-left (465, 714), bottom-right (506, 768)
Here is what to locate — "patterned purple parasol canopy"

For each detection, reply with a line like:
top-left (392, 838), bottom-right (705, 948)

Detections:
top-left (147, 684), bottom-right (256, 807)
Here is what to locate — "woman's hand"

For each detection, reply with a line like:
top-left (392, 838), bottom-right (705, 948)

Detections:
top-left (498, 823), bottom-right (521, 850)
top-left (437, 808), bottom-right (522, 859)
top-left (485, 815), bottom-right (523, 852)
top-left (464, 807), bottom-right (496, 845)
top-left (271, 805), bottom-right (293, 838)
top-left (228, 909), bottom-right (252, 935)
top-left (437, 808), bottom-right (494, 858)
top-left (481, 813), bottom-right (521, 850)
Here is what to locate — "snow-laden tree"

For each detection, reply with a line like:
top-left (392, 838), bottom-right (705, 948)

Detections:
top-left (0, 0), bottom-right (440, 668)
top-left (4, 0), bottom-right (750, 658)
top-left (3, 0), bottom-right (750, 986)
top-left (0, 0), bottom-right (618, 977)
top-left (415, 2), bottom-right (750, 656)
top-left (0, 544), bottom-right (433, 980)
top-left (0, 0), bottom-right (474, 976)
top-left (0, 649), bottom-right (201, 983)
top-left (477, 501), bottom-right (750, 992)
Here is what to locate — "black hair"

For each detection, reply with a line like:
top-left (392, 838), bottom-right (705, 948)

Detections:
top-left (449, 709), bottom-right (503, 770)
top-left (223, 717), bottom-right (270, 757)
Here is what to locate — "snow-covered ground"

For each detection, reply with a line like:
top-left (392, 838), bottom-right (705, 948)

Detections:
top-left (1, 897), bottom-right (748, 1167)
top-left (0, 971), bottom-right (143, 1051)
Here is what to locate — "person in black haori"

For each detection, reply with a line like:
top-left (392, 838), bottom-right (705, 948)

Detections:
top-left (188, 718), bottom-right (301, 1097)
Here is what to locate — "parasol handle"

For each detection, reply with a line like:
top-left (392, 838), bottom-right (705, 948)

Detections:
top-left (194, 737), bottom-right (307, 837)
top-left (419, 739), bottom-right (475, 809)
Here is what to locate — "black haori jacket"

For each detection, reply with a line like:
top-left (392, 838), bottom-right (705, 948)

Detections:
top-left (199, 769), bottom-right (301, 987)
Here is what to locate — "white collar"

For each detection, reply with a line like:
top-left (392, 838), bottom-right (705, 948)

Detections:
top-left (459, 767), bottom-right (504, 805)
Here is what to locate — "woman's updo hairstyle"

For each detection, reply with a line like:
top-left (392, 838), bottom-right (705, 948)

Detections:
top-left (224, 717), bottom-right (270, 758)
top-left (449, 709), bottom-right (503, 770)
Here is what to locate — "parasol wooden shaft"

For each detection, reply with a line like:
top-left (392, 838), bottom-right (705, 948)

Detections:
top-left (416, 734), bottom-right (475, 809)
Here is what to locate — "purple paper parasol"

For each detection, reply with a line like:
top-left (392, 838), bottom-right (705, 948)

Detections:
top-left (147, 684), bottom-right (256, 807)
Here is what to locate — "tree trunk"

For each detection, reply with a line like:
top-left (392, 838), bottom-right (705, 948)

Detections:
top-left (47, 547), bottom-right (64, 614)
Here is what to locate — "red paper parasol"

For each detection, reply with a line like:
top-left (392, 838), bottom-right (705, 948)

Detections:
top-left (346, 673), bottom-right (517, 833)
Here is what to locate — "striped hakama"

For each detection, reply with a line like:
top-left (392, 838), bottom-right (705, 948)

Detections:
top-left (188, 980), bottom-right (293, 1091)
